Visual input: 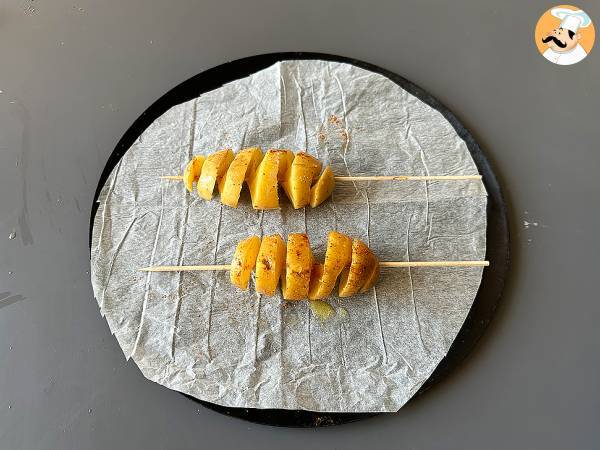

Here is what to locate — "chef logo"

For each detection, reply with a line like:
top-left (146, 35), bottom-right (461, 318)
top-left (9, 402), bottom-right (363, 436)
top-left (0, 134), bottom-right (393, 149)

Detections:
top-left (535, 5), bottom-right (595, 65)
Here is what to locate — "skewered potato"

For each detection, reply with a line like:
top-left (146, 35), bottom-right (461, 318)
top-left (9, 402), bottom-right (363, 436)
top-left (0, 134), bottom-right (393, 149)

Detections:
top-left (247, 149), bottom-right (294, 209)
top-left (180, 148), bottom-right (334, 209)
top-left (229, 235), bottom-right (261, 290)
top-left (183, 155), bottom-right (206, 193)
top-left (360, 262), bottom-right (380, 293)
top-left (309, 166), bottom-right (335, 208)
top-left (307, 263), bottom-right (324, 300)
top-left (281, 233), bottom-right (313, 300)
top-left (281, 152), bottom-right (322, 209)
top-left (197, 149), bottom-right (234, 200)
top-left (219, 148), bottom-right (263, 208)
top-left (174, 148), bottom-right (482, 209)
top-left (308, 231), bottom-right (353, 300)
top-left (255, 234), bottom-right (287, 296)
top-left (338, 239), bottom-right (378, 297)
top-left (227, 231), bottom-right (380, 300)
top-left (147, 235), bottom-right (489, 300)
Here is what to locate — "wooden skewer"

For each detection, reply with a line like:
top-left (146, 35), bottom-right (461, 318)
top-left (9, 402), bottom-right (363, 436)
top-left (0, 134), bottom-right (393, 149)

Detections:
top-left (140, 260), bottom-right (489, 272)
top-left (160, 174), bottom-right (482, 182)
top-left (337, 175), bottom-right (481, 181)
top-left (140, 264), bottom-right (231, 272)
top-left (379, 260), bottom-right (489, 268)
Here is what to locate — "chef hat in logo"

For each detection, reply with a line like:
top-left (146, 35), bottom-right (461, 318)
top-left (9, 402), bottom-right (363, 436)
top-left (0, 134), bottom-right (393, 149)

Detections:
top-left (551, 8), bottom-right (592, 33)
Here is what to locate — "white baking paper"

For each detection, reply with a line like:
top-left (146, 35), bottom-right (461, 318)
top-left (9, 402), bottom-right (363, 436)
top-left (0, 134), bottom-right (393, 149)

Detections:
top-left (90, 60), bottom-right (487, 412)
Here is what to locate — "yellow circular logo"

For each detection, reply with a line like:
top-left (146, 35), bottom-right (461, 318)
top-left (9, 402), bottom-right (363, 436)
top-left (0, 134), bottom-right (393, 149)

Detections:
top-left (535, 5), bottom-right (595, 65)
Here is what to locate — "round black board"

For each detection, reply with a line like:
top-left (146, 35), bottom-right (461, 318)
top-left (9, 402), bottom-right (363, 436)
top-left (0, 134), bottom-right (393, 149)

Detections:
top-left (90, 52), bottom-right (510, 428)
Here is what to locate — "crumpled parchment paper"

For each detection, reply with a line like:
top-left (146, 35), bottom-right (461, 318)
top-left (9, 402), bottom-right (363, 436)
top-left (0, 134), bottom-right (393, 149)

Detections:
top-left (90, 60), bottom-right (487, 412)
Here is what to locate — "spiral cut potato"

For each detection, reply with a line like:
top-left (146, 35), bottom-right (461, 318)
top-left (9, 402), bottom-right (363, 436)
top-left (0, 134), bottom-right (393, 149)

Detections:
top-left (183, 148), bottom-right (335, 209)
top-left (229, 231), bottom-right (380, 300)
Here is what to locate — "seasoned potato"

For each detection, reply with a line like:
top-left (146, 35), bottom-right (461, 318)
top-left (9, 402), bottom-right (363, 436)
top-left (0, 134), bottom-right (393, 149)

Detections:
top-left (219, 148), bottom-right (263, 208)
top-left (197, 149), bottom-right (234, 200)
top-left (281, 152), bottom-right (322, 209)
top-left (309, 166), bottom-right (335, 208)
top-left (359, 262), bottom-right (380, 293)
top-left (308, 231), bottom-right (352, 300)
top-left (338, 239), bottom-right (379, 297)
top-left (230, 235), bottom-right (261, 290)
top-left (281, 233), bottom-right (313, 300)
top-left (247, 149), bottom-right (294, 209)
top-left (183, 155), bottom-right (206, 192)
top-left (255, 234), bottom-right (286, 296)
top-left (307, 263), bottom-right (324, 300)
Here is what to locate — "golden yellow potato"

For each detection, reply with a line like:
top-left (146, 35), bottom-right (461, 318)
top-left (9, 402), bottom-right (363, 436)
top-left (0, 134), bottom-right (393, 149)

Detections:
top-left (307, 263), bottom-right (324, 300)
top-left (219, 148), bottom-right (263, 208)
top-left (359, 262), bottom-right (380, 293)
top-left (229, 235), bottom-right (261, 290)
top-left (338, 239), bottom-right (379, 297)
top-left (183, 155), bottom-right (206, 192)
top-left (247, 149), bottom-right (294, 209)
top-left (281, 233), bottom-right (313, 300)
top-left (197, 149), bottom-right (234, 200)
top-left (277, 150), bottom-right (295, 181)
top-left (255, 234), bottom-right (286, 296)
top-left (308, 231), bottom-right (352, 300)
top-left (281, 152), bottom-right (322, 209)
top-left (309, 166), bottom-right (335, 208)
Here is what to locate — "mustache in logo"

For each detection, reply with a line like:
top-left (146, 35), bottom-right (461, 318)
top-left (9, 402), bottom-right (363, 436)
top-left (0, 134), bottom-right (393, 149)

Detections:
top-left (542, 35), bottom-right (567, 48)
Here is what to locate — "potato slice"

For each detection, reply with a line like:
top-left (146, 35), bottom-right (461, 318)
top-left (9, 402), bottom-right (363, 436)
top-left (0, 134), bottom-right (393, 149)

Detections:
top-left (247, 149), bottom-right (294, 209)
top-left (183, 155), bottom-right (206, 192)
top-left (359, 262), bottom-right (380, 293)
top-left (338, 239), bottom-right (379, 297)
top-left (308, 231), bottom-right (352, 300)
top-left (230, 235), bottom-right (261, 290)
top-left (255, 234), bottom-right (286, 296)
top-left (197, 149), bottom-right (234, 200)
top-left (281, 152), bottom-right (322, 209)
top-left (219, 148), bottom-right (263, 207)
top-left (307, 263), bottom-right (324, 300)
top-left (281, 233), bottom-right (313, 300)
top-left (276, 150), bottom-right (295, 181)
top-left (309, 166), bottom-right (335, 208)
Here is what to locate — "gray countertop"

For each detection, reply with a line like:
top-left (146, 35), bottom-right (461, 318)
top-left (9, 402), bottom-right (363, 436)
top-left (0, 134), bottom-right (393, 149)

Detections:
top-left (1, 1), bottom-right (598, 449)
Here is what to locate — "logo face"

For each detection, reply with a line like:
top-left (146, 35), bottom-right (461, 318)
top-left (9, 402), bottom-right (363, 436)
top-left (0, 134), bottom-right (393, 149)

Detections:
top-left (534, 5), bottom-right (595, 65)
